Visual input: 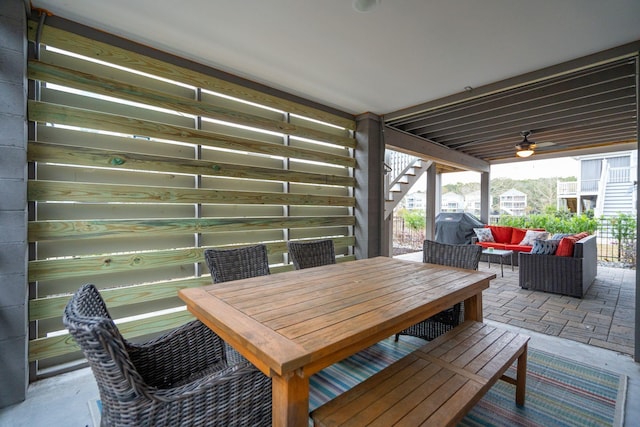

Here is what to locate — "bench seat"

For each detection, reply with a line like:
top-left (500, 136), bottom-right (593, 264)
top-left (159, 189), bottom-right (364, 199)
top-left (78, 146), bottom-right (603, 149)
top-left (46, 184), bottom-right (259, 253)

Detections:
top-left (310, 321), bottom-right (530, 427)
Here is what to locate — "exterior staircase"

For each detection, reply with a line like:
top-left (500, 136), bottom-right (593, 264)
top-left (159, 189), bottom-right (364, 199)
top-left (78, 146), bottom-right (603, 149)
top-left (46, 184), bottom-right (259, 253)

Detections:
top-left (601, 181), bottom-right (635, 217)
top-left (384, 150), bottom-right (429, 219)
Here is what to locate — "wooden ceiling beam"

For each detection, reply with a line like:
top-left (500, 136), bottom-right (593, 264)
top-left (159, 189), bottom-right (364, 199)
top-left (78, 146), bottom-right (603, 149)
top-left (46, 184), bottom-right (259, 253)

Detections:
top-left (383, 126), bottom-right (490, 173)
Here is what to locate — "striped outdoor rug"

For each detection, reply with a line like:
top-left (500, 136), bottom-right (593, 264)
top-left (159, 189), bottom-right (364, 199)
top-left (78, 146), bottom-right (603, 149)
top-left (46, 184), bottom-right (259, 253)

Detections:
top-left (310, 337), bottom-right (627, 427)
top-left (90, 337), bottom-right (627, 427)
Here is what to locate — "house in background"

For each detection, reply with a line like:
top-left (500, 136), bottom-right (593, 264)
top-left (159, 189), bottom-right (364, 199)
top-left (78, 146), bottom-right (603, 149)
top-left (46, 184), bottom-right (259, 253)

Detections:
top-left (404, 190), bottom-right (426, 210)
top-left (464, 190), bottom-right (482, 218)
top-left (499, 189), bottom-right (527, 216)
top-left (557, 150), bottom-right (637, 217)
top-left (441, 192), bottom-right (465, 212)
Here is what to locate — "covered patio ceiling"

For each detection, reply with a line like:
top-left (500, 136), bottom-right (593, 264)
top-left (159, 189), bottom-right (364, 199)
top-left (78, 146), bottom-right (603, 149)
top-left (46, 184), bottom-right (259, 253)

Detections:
top-left (27, 1), bottom-right (640, 173)
top-left (384, 43), bottom-right (639, 172)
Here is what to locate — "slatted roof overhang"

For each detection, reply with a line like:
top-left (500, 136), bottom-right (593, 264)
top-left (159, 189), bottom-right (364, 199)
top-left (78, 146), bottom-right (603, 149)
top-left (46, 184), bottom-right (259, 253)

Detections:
top-left (384, 41), bottom-right (640, 170)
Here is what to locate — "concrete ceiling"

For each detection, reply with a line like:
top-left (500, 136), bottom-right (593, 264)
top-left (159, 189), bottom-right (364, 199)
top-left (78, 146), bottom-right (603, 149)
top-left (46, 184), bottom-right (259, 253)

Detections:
top-left (28, 0), bottom-right (640, 167)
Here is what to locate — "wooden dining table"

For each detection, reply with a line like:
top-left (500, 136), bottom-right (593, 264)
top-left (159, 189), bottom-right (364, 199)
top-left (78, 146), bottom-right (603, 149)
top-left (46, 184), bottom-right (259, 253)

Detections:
top-left (179, 256), bottom-right (496, 427)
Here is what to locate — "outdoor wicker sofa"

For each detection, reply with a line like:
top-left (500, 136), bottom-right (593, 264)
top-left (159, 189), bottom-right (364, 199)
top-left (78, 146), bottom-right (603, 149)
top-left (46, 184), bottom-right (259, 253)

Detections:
top-left (519, 233), bottom-right (597, 298)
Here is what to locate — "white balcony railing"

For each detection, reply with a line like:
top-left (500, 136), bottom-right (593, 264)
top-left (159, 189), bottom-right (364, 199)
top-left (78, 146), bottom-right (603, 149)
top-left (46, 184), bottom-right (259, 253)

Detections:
top-left (609, 167), bottom-right (630, 183)
top-left (557, 181), bottom-right (577, 196)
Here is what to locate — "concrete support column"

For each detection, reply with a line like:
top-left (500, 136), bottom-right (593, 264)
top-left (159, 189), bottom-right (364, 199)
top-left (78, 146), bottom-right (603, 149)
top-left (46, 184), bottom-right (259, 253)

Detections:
top-left (0, 0), bottom-right (28, 408)
top-left (354, 113), bottom-right (384, 259)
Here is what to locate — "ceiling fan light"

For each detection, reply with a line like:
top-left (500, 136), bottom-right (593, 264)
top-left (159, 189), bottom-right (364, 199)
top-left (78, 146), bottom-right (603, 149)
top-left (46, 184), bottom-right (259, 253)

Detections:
top-left (516, 149), bottom-right (534, 158)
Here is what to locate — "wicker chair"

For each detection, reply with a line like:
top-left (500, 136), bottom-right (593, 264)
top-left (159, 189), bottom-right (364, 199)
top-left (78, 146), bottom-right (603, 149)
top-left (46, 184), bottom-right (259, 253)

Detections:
top-left (63, 284), bottom-right (272, 427)
top-left (204, 244), bottom-right (270, 283)
top-left (396, 240), bottom-right (482, 341)
top-left (287, 239), bottom-right (336, 270)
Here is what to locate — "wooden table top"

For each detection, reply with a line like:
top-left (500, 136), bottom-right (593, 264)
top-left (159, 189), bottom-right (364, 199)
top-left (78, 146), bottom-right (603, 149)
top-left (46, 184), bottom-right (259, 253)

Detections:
top-left (179, 256), bottom-right (496, 378)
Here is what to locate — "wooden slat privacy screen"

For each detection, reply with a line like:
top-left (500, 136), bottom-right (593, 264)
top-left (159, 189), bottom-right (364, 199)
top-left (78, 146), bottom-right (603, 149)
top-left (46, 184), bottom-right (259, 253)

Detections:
top-left (27, 20), bottom-right (356, 374)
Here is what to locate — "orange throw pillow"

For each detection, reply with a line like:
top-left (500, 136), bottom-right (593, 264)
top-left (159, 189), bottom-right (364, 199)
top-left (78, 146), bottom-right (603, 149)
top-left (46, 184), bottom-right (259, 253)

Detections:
top-left (556, 235), bottom-right (579, 257)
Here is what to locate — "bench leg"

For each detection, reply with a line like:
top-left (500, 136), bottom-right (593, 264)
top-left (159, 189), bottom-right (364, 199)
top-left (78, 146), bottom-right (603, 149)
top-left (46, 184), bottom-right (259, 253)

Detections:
top-left (515, 343), bottom-right (527, 406)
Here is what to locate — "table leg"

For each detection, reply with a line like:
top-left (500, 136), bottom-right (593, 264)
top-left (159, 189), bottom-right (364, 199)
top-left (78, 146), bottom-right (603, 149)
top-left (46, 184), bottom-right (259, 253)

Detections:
top-left (499, 256), bottom-right (504, 277)
top-left (464, 293), bottom-right (483, 321)
top-left (511, 252), bottom-right (514, 271)
top-left (515, 343), bottom-right (528, 406)
top-left (272, 370), bottom-right (309, 427)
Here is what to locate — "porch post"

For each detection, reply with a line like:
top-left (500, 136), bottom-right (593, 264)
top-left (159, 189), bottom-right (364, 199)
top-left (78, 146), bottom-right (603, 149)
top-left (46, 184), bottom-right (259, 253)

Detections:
top-left (354, 113), bottom-right (384, 258)
top-left (480, 171), bottom-right (491, 224)
top-left (0, 0), bottom-right (29, 408)
top-left (425, 162), bottom-right (437, 240)
top-left (634, 54), bottom-right (639, 363)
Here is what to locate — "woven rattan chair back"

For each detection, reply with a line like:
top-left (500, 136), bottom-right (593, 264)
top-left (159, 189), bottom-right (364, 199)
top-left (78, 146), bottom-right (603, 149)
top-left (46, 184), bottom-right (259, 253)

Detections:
top-left (63, 284), bottom-right (272, 426)
top-left (204, 244), bottom-right (270, 283)
top-left (422, 239), bottom-right (482, 270)
top-left (287, 239), bottom-right (336, 270)
top-left (396, 240), bottom-right (482, 342)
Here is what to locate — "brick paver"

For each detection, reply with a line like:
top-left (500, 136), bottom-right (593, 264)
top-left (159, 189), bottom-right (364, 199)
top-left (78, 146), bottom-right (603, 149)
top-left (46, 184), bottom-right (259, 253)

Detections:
top-left (396, 252), bottom-right (636, 356)
top-left (480, 262), bottom-right (635, 355)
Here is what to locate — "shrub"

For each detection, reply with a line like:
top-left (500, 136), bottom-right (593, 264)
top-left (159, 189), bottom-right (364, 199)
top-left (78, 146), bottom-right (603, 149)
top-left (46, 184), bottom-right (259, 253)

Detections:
top-left (497, 212), bottom-right (598, 234)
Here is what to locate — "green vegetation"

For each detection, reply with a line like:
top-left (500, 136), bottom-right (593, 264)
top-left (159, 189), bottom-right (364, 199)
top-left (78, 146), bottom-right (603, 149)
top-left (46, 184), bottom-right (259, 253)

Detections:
top-left (497, 210), bottom-right (598, 234)
top-left (400, 209), bottom-right (425, 231)
top-left (609, 213), bottom-right (637, 262)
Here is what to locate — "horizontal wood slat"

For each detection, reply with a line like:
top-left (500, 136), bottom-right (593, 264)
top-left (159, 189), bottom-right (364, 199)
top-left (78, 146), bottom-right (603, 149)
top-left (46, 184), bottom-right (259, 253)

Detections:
top-left (28, 180), bottom-right (356, 206)
top-left (29, 310), bottom-right (195, 362)
top-left (28, 101), bottom-right (355, 168)
top-left (28, 236), bottom-right (356, 282)
top-left (27, 18), bottom-right (356, 372)
top-left (27, 21), bottom-right (356, 131)
top-left (28, 142), bottom-right (355, 187)
top-left (29, 276), bottom-right (210, 321)
top-left (29, 215), bottom-right (355, 241)
top-left (29, 254), bottom-right (357, 322)
top-left (28, 61), bottom-right (356, 148)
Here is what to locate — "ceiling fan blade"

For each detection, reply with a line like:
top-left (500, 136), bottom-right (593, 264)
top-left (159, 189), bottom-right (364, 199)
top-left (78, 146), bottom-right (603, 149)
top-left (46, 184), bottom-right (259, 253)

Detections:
top-left (535, 141), bottom-right (556, 148)
top-left (536, 143), bottom-right (567, 152)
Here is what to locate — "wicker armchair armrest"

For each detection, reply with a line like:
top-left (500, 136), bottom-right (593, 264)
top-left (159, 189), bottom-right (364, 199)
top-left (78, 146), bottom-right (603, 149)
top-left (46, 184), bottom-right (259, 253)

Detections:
top-left (127, 320), bottom-right (228, 387)
top-left (149, 359), bottom-right (270, 402)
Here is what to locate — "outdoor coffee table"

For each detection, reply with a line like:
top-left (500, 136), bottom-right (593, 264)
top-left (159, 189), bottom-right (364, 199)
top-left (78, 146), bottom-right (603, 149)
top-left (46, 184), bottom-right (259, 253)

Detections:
top-left (482, 248), bottom-right (514, 277)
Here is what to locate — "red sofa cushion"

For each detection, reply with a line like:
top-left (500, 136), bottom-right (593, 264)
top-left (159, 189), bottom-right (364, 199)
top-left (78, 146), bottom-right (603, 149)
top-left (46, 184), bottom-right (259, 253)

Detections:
top-left (504, 244), bottom-right (534, 252)
top-left (510, 228), bottom-right (527, 244)
top-left (487, 225), bottom-right (513, 243)
top-left (477, 242), bottom-right (507, 250)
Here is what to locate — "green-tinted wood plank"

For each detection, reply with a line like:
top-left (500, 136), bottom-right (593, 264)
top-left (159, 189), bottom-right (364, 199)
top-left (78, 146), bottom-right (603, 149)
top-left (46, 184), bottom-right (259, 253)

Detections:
top-left (28, 61), bottom-right (356, 148)
top-left (29, 253), bottom-right (356, 321)
top-left (28, 236), bottom-right (356, 282)
top-left (29, 215), bottom-right (355, 241)
top-left (27, 180), bottom-right (356, 207)
top-left (29, 276), bottom-right (211, 321)
top-left (28, 141), bottom-right (354, 187)
top-left (28, 101), bottom-right (355, 168)
top-left (29, 310), bottom-right (195, 362)
top-left (27, 22), bottom-right (356, 131)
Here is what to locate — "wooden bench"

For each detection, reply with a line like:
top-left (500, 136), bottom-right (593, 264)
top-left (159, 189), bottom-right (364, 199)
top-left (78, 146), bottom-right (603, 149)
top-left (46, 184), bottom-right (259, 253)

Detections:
top-left (310, 321), bottom-right (530, 427)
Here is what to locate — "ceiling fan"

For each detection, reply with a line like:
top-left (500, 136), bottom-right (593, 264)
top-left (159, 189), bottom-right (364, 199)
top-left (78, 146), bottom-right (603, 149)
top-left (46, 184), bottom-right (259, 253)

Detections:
top-left (515, 131), bottom-right (556, 158)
